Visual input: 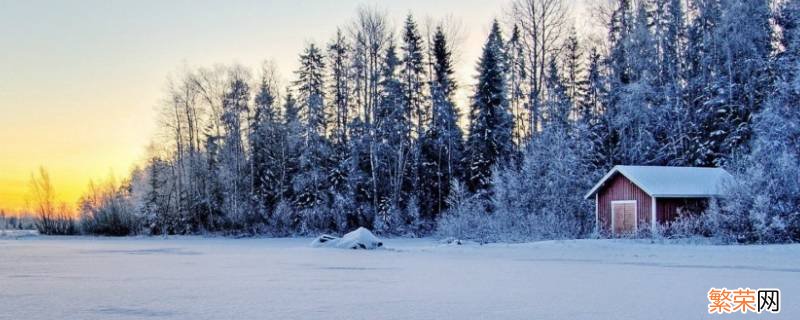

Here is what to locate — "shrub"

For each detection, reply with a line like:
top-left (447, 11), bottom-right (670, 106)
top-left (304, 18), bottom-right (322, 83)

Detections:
top-left (78, 180), bottom-right (140, 236)
top-left (436, 182), bottom-right (498, 243)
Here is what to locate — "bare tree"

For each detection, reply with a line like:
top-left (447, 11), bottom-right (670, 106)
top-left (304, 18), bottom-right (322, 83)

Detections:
top-left (349, 5), bottom-right (390, 212)
top-left (28, 167), bottom-right (75, 234)
top-left (349, 5), bottom-right (390, 125)
top-left (510, 0), bottom-right (569, 137)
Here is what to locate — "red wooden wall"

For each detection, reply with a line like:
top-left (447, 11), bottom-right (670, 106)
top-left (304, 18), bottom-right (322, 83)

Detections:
top-left (656, 198), bottom-right (708, 224)
top-left (597, 174), bottom-right (652, 233)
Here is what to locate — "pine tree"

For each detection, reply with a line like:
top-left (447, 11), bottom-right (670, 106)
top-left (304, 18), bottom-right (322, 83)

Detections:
top-left (400, 15), bottom-right (428, 216)
top-left (293, 43), bottom-right (333, 233)
top-left (777, 0), bottom-right (800, 54)
top-left (653, 0), bottom-right (692, 166)
top-left (328, 29), bottom-right (351, 148)
top-left (465, 20), bottom-right (513, 198)
top-left (580, 48), bottom-right (604, 126)
top-left (373, 43), bottom-right (412, 233)
top-left (684, 0), bottom-right (722, 165)
top-left (420, 26), bottom-right (465, 223)
top-left (543, 58), bottom-right (571, 129)
top-left (401, 14), bottom-right (428, 140)
top-left (607, 0), bottom-right (634, 86)
top-left (219, 71), bottom-right (250, 228)
top-left (579, 47), bottom-right (607, 170)
top-left (493, 123), bottom-right (594, 240)
top-left (562, 30), bottom-right (585, 121)
top-left (690, 0), bottom-right (772, 166)
top-left (603, 0), bottom-right (661, 165)
top-left (327, 30), bottom-right (354, 233)
top-left (249, 73), bottom-right (281, 229)
top-left (720, 0), bottom-right (800, 242)
top-left (276, 91), bottom-right (302, 232)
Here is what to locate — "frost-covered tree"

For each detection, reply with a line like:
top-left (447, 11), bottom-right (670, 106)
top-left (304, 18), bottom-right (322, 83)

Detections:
top-left (326, 30), bottom-right (356, 234)
top-left (507, 24), bottom-right (529, 147)
top-left (249, 68), bottom-right (282, 230)
top-left (491, 55), bottom-right (594, 240)
top-left (652, 0), bottom-right (692, 166)
top-left (688, 0), bottom-right (772, 166)
top-left (465, 20), bottom-right (513, 198)
top-left (510, 0), bottom-right (569, 136)
top-left (93, 4), bottom-right (800, 241)
top-left (292, 43), bottom-right (334, 233)
top-left (603, 0), bottom-right (661, 165)
top-left (273, 92), bottom-right (302, 232)
top-left (543, 58), bottom-right (571, 128)
top-left (372, 43), bottom-right (412, 233)
top-left (562, 30), bottom-right (585, 117)
top-left (493, 125), bottom-right (594, 240)
top-left (401, 14), bottom-right (428, 140)
top-left (219, 69), bottom-right (251, 228)
top-left (328, 29), bottom-right (352, 149)
top-left (579, 48), bottom-right (603, 126)
top-left (716, 0), bottom-right (800, 243)
top-left (436, 181), bottom-right (495, 243)
top-left (400, 15), bottom-right (429, 215)
top-left (419, 26), bottom-right (465, 222)
top-left (349, 6), bottom-right (390, 126)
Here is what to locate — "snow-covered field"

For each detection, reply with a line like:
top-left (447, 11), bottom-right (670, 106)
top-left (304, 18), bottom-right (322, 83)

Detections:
top-left (1, 236), bottom-right (798, 320)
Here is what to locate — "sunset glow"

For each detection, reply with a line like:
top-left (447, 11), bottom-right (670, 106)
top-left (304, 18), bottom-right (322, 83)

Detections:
top-left (0, 0), bottom-right (523, 212)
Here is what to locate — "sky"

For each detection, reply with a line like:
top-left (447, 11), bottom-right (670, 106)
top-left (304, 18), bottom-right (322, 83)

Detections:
top-left (0, 0), bottom-right (593, 213)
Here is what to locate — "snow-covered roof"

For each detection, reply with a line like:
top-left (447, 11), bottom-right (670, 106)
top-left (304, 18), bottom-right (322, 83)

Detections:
top-left (584, 166), bottom-right (734, 199)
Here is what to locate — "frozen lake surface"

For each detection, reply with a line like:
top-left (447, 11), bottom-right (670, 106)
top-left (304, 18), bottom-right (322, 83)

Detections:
top-left (1, 236), bottom-right (798, 319)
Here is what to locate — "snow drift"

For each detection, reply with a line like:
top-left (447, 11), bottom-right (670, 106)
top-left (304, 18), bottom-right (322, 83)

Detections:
top-left (311, 227), bottom-right (383, 250)
top-left (0, 229), bottom-right (39, 238)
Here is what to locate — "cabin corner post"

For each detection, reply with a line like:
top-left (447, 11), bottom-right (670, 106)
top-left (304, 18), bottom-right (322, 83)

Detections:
top-left (651, 196), bottom-right (657, 232)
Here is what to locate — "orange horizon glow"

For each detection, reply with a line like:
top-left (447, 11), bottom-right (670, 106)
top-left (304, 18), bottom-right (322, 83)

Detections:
top-left (0, 0), bottom-right (595, 216)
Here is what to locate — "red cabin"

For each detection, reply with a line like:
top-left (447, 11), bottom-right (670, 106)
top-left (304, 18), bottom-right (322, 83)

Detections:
top-left (585, 166), bottom-right (733, 235)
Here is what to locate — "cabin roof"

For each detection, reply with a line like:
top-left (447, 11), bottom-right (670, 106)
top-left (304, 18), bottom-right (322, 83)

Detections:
top-left (584, 166), bottom-right (734, 199)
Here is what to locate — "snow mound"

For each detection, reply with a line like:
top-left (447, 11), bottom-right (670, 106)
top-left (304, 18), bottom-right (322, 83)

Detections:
top-left (311, 227), bottom-right (383, 250)
top-left (0, 229), bottom-right (39, 238)
top-left (439, 237), bottom-right (479, 246)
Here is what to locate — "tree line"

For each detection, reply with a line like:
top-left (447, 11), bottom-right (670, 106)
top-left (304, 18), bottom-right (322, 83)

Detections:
top-left (58, 0), bottom-right (799, 243)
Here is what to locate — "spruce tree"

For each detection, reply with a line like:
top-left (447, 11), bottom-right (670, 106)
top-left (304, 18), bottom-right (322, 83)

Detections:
top-left (328, 29), bottom-right (351, 148)
top-left (690, 0), bottom-right (772, 166)
top-left (293, 43), bottom-right (333, 233)
top-left (722, 0), bottom-right (800, 242)
top-left (219, 72), bottom-right (250, 228)
top-left (420, 26), bottom-right (465, 223)
top-left (465, 20), bottom-right (513, 198)
top-left (249, 75), bottom-right (281, 228)
top-left (400, 15), bottom-right (428, 214)
top-left (373, 43), bottom-right (411, 233)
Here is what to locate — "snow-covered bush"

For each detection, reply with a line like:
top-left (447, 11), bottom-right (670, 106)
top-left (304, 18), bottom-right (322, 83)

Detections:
top-left (401, 196), bottom-right (425, 237)
top-left (373, 200), bottom-right (400, 236)
top-left (707, 4), bottom-right (800, 243)
top-left (79, 179), bottom-right (141, 236)
top-left (270, 199), bottom-right (296, 236)
top-left (330, 192), bottom-right (354, 233)
top-left (713, 153), bottom-right (800, 243)
top-left (436, 182), bottom-right (497, 243)
top-left (491, 123), bottom-right (597, 241)
top-left (663, 203), bottom-right (720, 239)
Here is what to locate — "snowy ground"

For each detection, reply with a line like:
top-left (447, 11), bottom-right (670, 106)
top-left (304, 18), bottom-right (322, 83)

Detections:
top-left (1, 236), bottom-right (798, 320)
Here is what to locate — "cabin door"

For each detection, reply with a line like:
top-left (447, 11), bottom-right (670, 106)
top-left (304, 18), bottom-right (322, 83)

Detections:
top-left (612, 201), bottom-right (637, 234)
